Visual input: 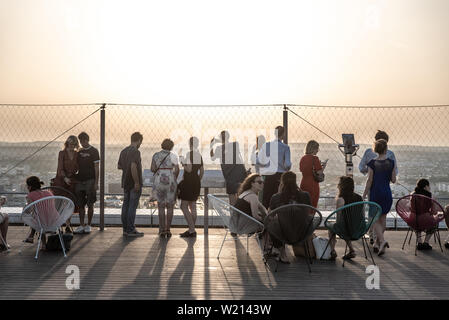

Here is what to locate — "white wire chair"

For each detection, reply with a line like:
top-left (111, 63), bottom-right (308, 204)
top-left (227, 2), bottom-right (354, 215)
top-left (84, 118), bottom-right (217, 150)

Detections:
top-left (208, 194), bottom-right (264, 259)
top-left (20, 196), bottom-right (74, 260)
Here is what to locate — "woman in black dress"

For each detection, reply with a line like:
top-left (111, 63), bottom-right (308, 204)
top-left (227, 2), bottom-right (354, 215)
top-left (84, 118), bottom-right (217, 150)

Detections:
top-left (178, 137), bottom-right (204, 237)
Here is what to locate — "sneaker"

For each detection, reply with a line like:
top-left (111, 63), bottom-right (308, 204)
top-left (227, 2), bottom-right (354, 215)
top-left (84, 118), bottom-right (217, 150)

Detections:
top-left (445, 242), bottom-right (449, 249)
top-left (84, 225), bottom-right (92, 233)
top-left (73, 226), bottom-right (85, 234)
top-left (422, 242), bottom-right (432, 250)
top-left (126, 230), bottom-right (144, 237)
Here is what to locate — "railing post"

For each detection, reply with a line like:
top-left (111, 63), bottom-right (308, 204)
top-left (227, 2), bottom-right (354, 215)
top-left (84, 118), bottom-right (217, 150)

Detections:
top-left (204, 187), bottom-right (209, 235)
top-left (100, 103), bottom-right (106, 231)
top-left (283, 104), bottom-right (288, 144)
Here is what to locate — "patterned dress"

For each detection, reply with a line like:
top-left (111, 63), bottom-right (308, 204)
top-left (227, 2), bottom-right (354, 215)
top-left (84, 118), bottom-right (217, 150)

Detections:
top-left (152, 150), bottom-right (179, 205)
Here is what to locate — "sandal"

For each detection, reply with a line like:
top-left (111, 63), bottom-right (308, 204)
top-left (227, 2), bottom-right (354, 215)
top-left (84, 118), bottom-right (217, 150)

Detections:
top-left (24, 237), bottom-right (34, 244)
top-left (343, 251), bottom-right (356, 260)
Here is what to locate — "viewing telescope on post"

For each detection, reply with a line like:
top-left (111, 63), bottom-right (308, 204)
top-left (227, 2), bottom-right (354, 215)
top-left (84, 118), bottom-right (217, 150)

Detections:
top-left (339, 134), bottom-right (359, 178)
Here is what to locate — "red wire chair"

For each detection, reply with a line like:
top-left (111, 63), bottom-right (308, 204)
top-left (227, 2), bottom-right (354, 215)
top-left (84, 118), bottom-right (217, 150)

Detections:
top-left (395, 194), bottom-right (445, 255)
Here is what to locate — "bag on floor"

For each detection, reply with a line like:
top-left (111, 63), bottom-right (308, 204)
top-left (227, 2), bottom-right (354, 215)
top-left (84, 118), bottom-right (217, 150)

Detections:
top-left (292, 234), bottom-right (316, 259)
top-left (45, 233), bottom-right (73, 251)
top-left (313, 236), bottom-right (332, 260)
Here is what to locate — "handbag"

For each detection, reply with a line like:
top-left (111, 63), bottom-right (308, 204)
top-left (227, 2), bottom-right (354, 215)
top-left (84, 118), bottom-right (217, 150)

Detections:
top-left (312, 236), bottom-right (332, 260)
top-left (45, 233), bottom-right (73, 251)
top-left (312, 162), bottom-right (325, 183)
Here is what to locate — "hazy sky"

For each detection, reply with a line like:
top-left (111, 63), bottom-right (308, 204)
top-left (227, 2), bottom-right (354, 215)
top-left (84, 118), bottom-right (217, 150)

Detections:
top-left (1, 0), bottom-right (448, 105)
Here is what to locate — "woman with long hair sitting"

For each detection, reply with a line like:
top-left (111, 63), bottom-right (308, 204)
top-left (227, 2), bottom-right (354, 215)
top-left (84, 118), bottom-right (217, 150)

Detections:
top-left (268, 171), bottom-right (312, 263)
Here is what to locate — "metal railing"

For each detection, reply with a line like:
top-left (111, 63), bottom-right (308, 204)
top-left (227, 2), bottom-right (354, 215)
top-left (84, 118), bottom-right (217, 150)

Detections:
top-left (1, 103), bottom-right (449, 231)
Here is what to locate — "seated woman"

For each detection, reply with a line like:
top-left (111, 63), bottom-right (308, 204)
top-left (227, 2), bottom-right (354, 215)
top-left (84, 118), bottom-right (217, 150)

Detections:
top-left (233, 173), bottom-right (267, 222)
top-left (328, 176), bottom-right (364, 260)
top-left (0, 196), bottom-right (9, 251)
top-left (411, 179), bottom-right (439, 250)
top-left (24, 176), bottom-right (59, 247)
top-left (268, 171), bottom-right (312, 264)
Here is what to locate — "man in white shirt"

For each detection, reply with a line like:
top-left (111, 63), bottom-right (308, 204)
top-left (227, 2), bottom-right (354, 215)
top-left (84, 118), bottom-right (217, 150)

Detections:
top-left (257, 126), bottom-right (292, 209)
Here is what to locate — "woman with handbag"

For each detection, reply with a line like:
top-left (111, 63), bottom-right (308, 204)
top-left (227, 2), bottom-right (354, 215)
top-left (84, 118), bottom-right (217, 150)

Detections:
top-left (299, 140), bottom-right (327, 208)
top-left (53, 135), bottom-right (79, 233)
top-left (151, 138), bottom-right (180, 238)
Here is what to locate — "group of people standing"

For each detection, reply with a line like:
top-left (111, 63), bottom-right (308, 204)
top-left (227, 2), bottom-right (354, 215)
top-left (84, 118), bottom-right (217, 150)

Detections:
top-left (118, 132), bottom-right (204, 238)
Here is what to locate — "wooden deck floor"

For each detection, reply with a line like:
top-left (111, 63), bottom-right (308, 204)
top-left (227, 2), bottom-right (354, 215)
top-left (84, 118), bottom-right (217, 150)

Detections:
top-left (0, 226), bottom-right (448, 300)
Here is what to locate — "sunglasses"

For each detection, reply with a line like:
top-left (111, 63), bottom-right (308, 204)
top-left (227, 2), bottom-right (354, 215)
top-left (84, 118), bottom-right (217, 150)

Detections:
top-left (254, 180), bottom-right (264, 185)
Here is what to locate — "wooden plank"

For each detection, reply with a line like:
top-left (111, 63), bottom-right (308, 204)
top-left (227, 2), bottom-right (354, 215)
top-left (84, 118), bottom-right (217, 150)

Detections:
top-left (0, 226), bottom-right (448, 300)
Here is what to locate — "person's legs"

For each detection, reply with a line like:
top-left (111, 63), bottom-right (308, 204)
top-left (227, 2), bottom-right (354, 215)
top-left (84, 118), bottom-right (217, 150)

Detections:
top-left (126, 189), bottom-right (141, 233)
top-left (78, 205), bottom-right (86, 227)
top-left (262, 174), bottom-right (281, 209)
top-left (228, 194), bottom-right (237, 206)
top-left (121, 190), bottom-right (130, 233)
top-left (158, 203), bottom-right (166, 234)
top-left (166, 203), bottom-right (174, 233)
top-left (87, 205), bottom-right (94, 226)
top-left (328, 230), bottom-right (337, 251)
top-left (189, 201), bottom-right (197, 231)
top-left (374, 215), bottom-right (388, 254)
top-left (180, 200), bottom-right (193, 232)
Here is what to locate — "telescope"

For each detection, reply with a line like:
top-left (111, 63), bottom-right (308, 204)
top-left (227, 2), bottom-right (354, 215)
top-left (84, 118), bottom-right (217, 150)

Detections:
top-left (338, 134), bottom-right (359, 177)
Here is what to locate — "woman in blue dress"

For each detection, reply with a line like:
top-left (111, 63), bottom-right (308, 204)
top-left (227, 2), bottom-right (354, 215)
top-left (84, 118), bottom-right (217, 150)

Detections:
top-left (363, 139), bottom-right (396, 256)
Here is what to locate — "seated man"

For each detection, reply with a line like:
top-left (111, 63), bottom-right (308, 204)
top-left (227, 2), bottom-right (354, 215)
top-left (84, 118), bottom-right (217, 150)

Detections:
top-left (0, 196), bottom-right (10, 251)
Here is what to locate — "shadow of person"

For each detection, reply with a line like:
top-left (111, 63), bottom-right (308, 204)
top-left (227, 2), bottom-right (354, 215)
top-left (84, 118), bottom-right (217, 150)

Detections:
top-left (166, 237), bottom-right (197, 299)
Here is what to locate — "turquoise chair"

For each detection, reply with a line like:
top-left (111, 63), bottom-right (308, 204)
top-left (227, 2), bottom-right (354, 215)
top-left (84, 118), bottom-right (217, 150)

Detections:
top-left (321, 201), bottom-right (382, 267)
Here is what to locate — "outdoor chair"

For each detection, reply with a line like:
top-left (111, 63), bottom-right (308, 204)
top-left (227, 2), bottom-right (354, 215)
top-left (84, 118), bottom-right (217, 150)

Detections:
top-left (208, 194), bottom-right (264, 259)
top-left (20, 196), bottom-right (74, 260)
top-left (0, 231), bottom-right (9, 253)
top-left (396, 194), bottom-right (445, 255)
top-left (322, 201), bottom-right (382, 267)
top-left (264, 204), bottom-right (322, 273)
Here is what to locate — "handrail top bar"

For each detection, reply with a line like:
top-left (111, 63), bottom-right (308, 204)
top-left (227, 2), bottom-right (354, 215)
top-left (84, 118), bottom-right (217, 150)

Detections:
top-left (1, 103), bottom-right (449, 108)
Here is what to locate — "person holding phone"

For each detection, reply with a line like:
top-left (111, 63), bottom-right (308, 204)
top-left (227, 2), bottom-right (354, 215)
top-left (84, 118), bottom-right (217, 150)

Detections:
top-left (300, 140), bottom-right (326, 208)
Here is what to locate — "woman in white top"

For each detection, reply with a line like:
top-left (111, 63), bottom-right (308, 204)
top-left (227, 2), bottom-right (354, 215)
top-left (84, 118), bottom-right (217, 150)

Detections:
top-left (151, 139), bottom-right (180, 238)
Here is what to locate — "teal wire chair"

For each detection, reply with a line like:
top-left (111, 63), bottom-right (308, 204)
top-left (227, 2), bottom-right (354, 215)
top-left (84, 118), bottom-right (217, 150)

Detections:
top-left (321, 201), bottom-right (382, 267)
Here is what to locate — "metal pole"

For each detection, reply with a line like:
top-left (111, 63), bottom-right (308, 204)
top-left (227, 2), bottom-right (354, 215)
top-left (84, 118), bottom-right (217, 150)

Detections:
top-left (100, 103), bottom-right (106, 231)
top-left (283, 105), bottom-right (288, 144)
top-left (204, 187), bottom-right (209, 235)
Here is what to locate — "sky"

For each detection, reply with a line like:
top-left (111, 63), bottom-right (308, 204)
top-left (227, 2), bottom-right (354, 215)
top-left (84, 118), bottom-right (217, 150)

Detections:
top-left (0, 0), bottom-right (448, 105)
